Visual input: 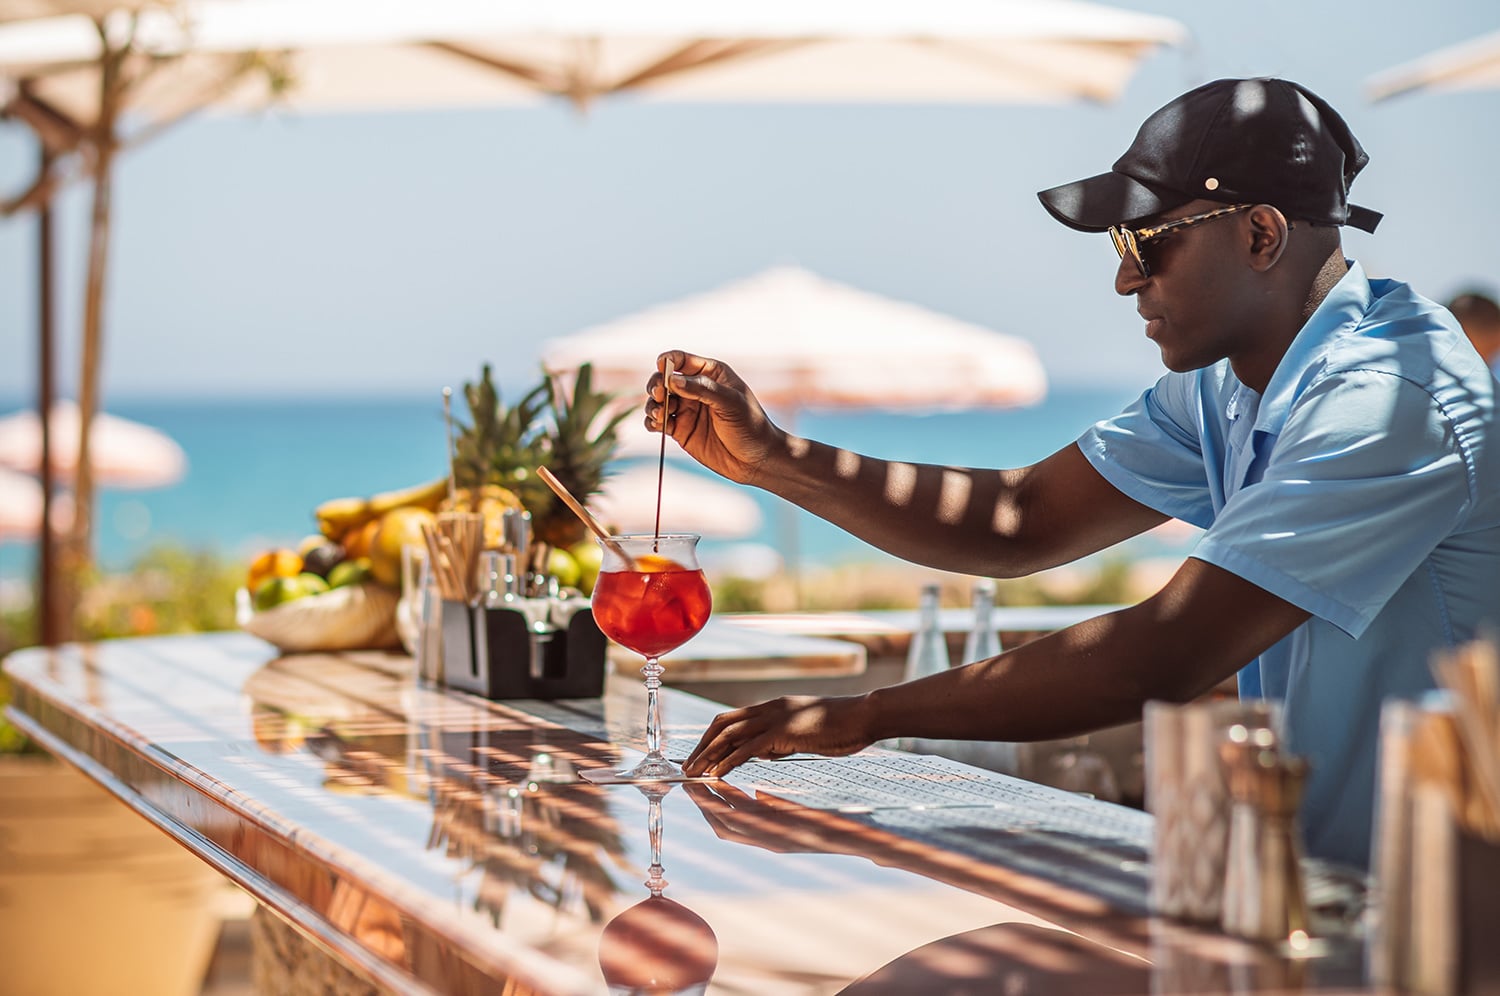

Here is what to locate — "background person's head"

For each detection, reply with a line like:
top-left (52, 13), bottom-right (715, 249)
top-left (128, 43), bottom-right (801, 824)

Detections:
top-left (1447, 290), bottom-right (1500, 364)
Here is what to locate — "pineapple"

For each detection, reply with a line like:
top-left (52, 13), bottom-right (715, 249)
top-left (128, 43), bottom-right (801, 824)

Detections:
top-left (451, 363), bottom-right (548, 492)
top-left (449, 362), bottom-right (629, 551)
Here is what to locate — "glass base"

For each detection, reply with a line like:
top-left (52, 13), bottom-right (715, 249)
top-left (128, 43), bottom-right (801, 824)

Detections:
top-left (616, 752), bottom-right (685, 782)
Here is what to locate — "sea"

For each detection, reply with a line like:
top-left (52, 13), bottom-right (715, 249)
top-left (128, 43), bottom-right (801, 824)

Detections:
top-left (0, 384), bottom-right (1195, 587)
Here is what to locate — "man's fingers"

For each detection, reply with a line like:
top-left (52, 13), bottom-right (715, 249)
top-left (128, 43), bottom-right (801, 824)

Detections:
top-left (709, 739), bottom-right (765, 778)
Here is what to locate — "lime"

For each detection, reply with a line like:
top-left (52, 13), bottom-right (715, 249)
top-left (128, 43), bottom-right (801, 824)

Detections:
top-left (252, 575), bottom-right (306, 612)
top-left (297, 573), bottom-right (330, 596)
top-left (327, 559), bottom-right (373, 589)
top-left (547, 547), bottom-right (582, 588)
top-left (568, 540), bottom-right (604, 595)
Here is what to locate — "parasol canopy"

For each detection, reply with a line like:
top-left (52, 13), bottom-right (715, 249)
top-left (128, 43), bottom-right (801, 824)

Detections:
top-left (0, 466), bottom-right (73, 541)
top-left (0, 400), bottom-right (186, 489)
top-left (542, 265), bottom-right (1047, 417)
top-left (0, 0), bottom-right (1188, 122)
top-left (591, 463), bottom-right (762, 540)
top-left (1366, 28), bottom-right (1500, 102)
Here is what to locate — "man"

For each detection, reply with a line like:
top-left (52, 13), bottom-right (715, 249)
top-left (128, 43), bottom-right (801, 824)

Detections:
top-left (649, 78), bottom-right (1500, 869)
top-left (1448, 290), bottom-right (1500, 371)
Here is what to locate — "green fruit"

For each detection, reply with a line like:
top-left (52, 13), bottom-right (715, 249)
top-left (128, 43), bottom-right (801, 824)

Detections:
top-left (253, 576), bottom-right (307, 611)
top-left (546, 547), bottom-right (582, 588)
top-left (297, 573), bottom-right (330, 596)
top-left (568, 540), bottom-right (604, 595)
top-left (327, 559), bottom-right (373, 589)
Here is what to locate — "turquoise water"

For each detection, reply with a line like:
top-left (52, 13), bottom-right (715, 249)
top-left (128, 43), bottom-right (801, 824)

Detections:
top-left (0, 384), bottom-right (1165, 579)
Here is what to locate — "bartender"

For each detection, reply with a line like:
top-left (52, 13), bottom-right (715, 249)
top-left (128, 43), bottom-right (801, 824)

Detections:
top-left (649, 78), bottom-right (1500, 870)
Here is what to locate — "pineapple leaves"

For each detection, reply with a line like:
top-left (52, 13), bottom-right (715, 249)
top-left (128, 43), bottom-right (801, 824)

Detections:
top-left (452, 362), bottom-right (627, 549)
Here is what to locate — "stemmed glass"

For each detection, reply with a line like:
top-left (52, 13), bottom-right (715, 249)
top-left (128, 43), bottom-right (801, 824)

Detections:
top-left (590, 533), bottom-right (712, 781)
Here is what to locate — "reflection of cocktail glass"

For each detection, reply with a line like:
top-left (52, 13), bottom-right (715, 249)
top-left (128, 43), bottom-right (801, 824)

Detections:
top-left (591, 533), bottom-right (712, 782)
top-left (599, 784), bottom-right (718, 994)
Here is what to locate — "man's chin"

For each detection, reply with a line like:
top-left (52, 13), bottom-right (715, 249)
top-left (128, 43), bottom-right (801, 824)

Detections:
top-left (1158, 353), bottom-right (1213, 375)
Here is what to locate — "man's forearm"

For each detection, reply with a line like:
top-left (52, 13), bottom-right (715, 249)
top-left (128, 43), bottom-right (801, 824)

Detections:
top-left (860, 561), bottom-right (1310, 744)
top-left (752, 433), bottom-right (1045, 576)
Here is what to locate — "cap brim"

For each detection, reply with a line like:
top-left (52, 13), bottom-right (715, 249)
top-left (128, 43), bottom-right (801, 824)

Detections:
top-left (1037, 171), bottom-right (1189, 233)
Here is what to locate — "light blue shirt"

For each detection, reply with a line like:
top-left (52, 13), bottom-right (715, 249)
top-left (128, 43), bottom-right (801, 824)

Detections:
top-left (1079, 261), bottom-right (1500, 868)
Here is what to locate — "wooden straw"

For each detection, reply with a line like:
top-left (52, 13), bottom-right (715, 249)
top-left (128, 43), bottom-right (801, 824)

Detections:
top-left (536, 466), bottom-right (629, 563)
top-left (1431, 641), bottom-right (1500, 838)
top-left (436, 511), bottom-right (484, 603)
top-left (421, 523), bottom-right (462, 601)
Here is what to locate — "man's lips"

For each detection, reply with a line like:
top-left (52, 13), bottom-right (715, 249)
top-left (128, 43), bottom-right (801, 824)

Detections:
top-left (1139, 310), bottom-right (1164, 338)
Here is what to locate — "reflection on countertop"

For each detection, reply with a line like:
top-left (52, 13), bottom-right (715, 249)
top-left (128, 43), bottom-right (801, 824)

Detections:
top-left (5, 633), bottom-right (1374, 995)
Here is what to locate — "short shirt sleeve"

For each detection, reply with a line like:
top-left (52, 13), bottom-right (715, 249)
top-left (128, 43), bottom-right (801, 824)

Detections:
top-left (1195, 370), bottom-right (1469, 637)
top-left (1077, 373), bottom-right (1221, 529)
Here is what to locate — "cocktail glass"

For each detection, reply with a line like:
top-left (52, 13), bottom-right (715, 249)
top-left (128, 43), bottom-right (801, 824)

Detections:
top-left (591, 533), bottom-right (712, 781)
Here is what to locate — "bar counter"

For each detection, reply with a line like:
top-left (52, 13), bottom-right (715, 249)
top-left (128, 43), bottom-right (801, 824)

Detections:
top-left (3, 633), bottom-right (1374, 995)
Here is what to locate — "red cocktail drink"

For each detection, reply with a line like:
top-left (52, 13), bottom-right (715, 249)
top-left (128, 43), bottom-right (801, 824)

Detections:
top-left (592, 561), bottom-right (712, 659)
top-left (592, 534), bottom-right (712, 782)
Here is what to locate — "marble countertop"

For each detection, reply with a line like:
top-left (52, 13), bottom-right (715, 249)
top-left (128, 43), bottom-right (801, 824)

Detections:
top-left (4, 632), bottom-right (1369, 995)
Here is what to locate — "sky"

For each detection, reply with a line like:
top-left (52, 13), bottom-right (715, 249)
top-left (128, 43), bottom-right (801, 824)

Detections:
top-left (2, 0), bottom-right (1499, 405)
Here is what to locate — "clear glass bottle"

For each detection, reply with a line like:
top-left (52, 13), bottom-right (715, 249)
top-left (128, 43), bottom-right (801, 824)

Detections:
top-left (903, 583), bottom-right (951, 682)
top-left (961, 578), bottom-right (1003, 663)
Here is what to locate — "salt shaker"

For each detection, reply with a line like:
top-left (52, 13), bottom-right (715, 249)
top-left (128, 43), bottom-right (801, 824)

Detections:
top-left (1220, 732), bottom-right (1310, 944)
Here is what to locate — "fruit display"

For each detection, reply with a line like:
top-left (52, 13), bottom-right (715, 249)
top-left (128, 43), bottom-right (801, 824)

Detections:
top-left (239, 362), bottom-right (628, 654)
top-left (239, 477), bottom-right (453, 653)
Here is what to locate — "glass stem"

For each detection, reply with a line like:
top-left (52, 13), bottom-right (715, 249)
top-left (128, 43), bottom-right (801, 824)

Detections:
top-left (645, 788), bottom-right (667, 896)
top-left (642, 656), bottom-right (664, 759)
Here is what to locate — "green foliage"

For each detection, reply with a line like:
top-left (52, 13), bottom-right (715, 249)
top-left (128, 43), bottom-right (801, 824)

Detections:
top-left (0, 673), bottom-right (43, 754)
top-left (76, 544), bottom-right (242, 640)
top-left (709, 576), bottom-right (767, 613)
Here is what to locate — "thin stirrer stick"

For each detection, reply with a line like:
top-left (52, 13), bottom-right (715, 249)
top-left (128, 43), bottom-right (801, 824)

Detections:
top-left (653, 359), bottom-right (674, 552)
top-left (536, 467), bottom-right (630, 564)
top-left (442, 387), bottom-right (458, 504)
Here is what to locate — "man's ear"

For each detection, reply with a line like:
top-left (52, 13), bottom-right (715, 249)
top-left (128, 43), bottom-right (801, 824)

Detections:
top-left (1246, 205), bottom-right (1290, 272)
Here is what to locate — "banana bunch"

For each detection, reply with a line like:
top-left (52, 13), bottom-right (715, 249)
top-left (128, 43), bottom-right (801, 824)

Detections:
top-left (314, 477), bottom-right (450, 542)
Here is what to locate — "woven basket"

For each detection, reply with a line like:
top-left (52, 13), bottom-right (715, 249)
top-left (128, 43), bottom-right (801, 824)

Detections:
top-left (239, 583), bottom-right (401, 654)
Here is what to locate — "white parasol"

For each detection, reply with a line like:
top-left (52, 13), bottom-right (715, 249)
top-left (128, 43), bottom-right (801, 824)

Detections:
top-left (0, 400), bottom-right (186, 489)
top-left (0, 466), bottom-right (72, 541)
top-left (1367, 28), bottom-right (1500, 102)
top-left (590, 462), bottom-right (763, 540)
top-left (0, 0), bottom-right (1188, 120)
top-left (542, 264), bottom-right (1047, 418)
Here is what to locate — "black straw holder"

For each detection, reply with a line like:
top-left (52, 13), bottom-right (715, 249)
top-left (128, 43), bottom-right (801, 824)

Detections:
top-left (441, 599), bottom-right (607, 701)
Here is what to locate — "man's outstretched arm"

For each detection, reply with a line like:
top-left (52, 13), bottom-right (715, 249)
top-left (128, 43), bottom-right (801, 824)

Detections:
top-left (683, 558), bottom-right (1310, 778)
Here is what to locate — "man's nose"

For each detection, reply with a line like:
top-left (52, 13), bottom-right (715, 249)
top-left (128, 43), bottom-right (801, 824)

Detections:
top-left (1114, 254), bottom-right (1147, 297)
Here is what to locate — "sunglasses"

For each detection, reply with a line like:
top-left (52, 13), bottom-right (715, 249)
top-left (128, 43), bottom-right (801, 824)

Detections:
top-left (1109, 203), bottom-right (1254, 278)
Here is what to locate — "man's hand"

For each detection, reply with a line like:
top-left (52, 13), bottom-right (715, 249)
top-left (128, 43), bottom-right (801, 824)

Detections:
top-left (646, 351), bottom-right (786, 487)
top-left (682, 694), bottom-right (875, 778)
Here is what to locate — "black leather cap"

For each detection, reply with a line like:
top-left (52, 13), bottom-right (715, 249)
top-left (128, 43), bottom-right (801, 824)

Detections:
top-left (1038, 78), bottom-right (1382, 233)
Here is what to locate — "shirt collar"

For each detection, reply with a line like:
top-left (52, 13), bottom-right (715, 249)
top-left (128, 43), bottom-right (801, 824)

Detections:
top-left (1253, 259), bottom-right (1374, 436)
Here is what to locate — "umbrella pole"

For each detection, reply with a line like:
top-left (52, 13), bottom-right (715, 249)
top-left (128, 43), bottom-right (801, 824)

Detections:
top-left (36, 143), bottom-right (58, 646)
